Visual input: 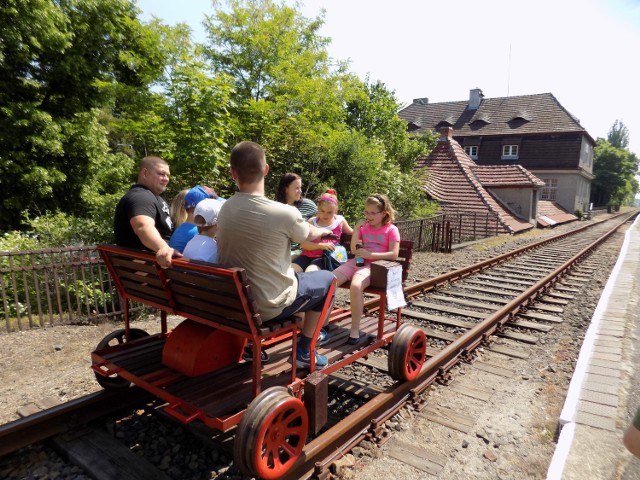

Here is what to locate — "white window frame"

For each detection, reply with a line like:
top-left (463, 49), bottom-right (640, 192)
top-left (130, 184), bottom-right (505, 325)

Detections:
top-left (464, 146), bottom-right (478, 159)
top-left (540, 178), bottom-right (558, 201)
top-left (501, 144), bottom-right (519, 159)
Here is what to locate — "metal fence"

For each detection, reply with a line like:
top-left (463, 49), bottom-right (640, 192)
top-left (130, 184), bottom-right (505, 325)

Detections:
top-left (0, 246), bottom-right (121, 333)
top-left (396, 211), bottom-right (501, 252)
top-left (0, 212), bottom-right (501, 333)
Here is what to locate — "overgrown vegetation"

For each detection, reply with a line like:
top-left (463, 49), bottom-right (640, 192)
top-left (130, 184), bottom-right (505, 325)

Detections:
top-left (0, 0), bottom-right (438, 250)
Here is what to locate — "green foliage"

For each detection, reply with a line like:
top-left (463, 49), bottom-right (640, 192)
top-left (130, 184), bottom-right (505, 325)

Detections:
top-left (2, 0), bottom-right (435, 247)
top-left (0, 0), bottom-right (165, 231)
top-left (607, 119), bottom-right (630, 149)
top-left (591, 139), bottom-right (639, 207)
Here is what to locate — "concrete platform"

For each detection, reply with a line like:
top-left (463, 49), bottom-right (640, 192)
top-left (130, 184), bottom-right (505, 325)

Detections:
top-left (547, 214), bottom-right (640, 479)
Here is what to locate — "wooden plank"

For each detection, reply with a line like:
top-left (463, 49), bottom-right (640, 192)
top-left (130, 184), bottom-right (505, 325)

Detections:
top-left (464, 279), bottom-right (524, 293)
top-left (545, 291), bottom-right (574, 300)
top-left (553, 285), bottom-right (580, 293)
top-left (427, 294), bottom-right (501, 311)
top-left (444, 290), bottom-right (510, 304)
top-left (476, 275), bottom-right (534, 287)
top-left (403, 309), bottom-right (474, 328)
top-left (530, 303), bottom-right (564, 314)
top-left (473, 360), bottom-right (515, 377)
top-left (500, 330), bottom-right (538, 344)
top-left (52, 428), bottom-right (171, 480)
top-left (356, 355), bottom-right (389, 372)
top-left (449, 381), bottom-right (493, 401)
top-left (509, 318), bottom-right (552, 332)
top-left (454, 283), bottom-right (519, 297)
top-left (411, 301), bottom-right (488, 319)
top-left (421, 405), bottom-right (475, 433)
top-left (520, 311), bottom-right (564, 323)
top-left (386, 440), bottom-right (447, 475)
top-left (419, 326), bottom-right (459, 343)
top-left (540, 296), bottom-right (569, 305)
top-left (328, 372), bottom-right (385, 400)
top-left (487, 343), bottom-right (530, 359)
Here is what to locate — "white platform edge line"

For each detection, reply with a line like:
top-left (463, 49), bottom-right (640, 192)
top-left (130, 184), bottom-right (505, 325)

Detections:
top-left (546, 422), bottom-right (576, 480)
top-left (546, 214), bottom-right (639, 480)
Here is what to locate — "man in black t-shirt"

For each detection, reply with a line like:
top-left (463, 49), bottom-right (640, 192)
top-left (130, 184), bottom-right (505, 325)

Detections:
top-left (114, 156), bottom-right (178, 267)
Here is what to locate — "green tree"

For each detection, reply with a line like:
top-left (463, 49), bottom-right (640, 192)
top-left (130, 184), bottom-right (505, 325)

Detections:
top-left (591, 139), bottom-right (639, 207)
top-left (0, 0), bottom-right (164, 232)
top-left (202, 0), bottom-right (432, 220)
top-left (607, 119), bottom-right (630, 149)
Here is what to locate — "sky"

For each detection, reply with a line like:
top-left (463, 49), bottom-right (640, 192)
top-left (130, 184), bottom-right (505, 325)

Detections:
top-left (136, 0), bottom-right (640, 157)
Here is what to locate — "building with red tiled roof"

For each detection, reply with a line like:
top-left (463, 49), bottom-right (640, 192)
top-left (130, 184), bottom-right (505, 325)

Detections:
top-left (417, 127), bottom-right (576, 234)
top-left (400, 89), bottom-right (595, 216)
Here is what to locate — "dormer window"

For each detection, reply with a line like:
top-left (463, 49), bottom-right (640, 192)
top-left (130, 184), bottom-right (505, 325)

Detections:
top-left (435, 120), bottom-right (453, 130)
top-left (464, 146), bottom-right (479, 159)
top-left (502, 145), bottom-right (519, 159)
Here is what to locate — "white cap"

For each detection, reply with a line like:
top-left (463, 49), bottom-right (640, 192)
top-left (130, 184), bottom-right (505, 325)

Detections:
top-left (193, 198), bottom-right (222, 226)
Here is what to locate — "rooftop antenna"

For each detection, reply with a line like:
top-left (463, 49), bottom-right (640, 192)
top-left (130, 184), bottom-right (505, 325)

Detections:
top-left (507, 43), bottom-right (512, 97)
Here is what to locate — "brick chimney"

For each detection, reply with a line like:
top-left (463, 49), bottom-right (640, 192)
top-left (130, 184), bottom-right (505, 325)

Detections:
top-left (438, 127), bottom-right (453, 141)
top-left (412, 97), bottom-right (429, 105)
top-left (468, 88), bottom-right (484, 110)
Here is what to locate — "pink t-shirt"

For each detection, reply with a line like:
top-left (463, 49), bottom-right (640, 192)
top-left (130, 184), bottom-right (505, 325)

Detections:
top-left (358, 223), bottom-right (400, 264)
top-left (300, 215), bottom-right (345, 259)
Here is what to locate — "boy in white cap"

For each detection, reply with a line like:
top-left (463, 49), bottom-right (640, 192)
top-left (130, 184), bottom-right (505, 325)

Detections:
top-left (182, 198), bottom-right (222, 263)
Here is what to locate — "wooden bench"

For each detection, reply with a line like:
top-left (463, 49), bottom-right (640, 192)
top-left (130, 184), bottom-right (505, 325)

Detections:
top-left (95, 244), bottom-right (335, 402)
top-left (337, 234), bottom-right (414, 337)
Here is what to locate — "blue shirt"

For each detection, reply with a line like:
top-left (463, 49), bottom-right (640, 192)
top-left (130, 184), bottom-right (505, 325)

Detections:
top-left (169, 222), bottom-right (198, 253)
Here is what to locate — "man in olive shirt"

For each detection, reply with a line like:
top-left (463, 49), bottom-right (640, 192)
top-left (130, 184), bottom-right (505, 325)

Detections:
top-left (216, 141), bottom-right (334, 369)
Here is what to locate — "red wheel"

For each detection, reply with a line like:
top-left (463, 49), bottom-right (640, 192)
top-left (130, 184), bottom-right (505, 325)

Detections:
top-left (234, 386), bottom-right (308, 479)
top-left (94, 328), bottom-right (149, 390)
top-left (388, 324), bottom-right (427, 381)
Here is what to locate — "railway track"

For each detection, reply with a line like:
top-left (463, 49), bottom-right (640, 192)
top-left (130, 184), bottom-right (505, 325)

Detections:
top-left (0, 212), bottom-right (635, 479)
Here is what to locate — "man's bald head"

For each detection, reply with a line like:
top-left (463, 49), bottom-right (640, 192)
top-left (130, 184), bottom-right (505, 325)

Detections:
top-left (138, 156), bottom-right (170, 195)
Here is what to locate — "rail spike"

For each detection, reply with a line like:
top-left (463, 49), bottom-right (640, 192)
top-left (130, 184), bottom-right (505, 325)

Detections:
top-left (366, 419), bottom-right (392, 445)
top-left (437, 366), bottom-right (453, 385)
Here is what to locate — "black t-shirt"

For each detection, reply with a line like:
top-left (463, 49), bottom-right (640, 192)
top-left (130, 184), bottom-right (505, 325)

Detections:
top-left (114, 184), bottom-right (173, 250)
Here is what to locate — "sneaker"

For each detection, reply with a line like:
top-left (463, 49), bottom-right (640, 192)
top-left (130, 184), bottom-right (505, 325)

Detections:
top-left (317, 328), bottom-right (329, 346)
top-left (296, 348), bottom-right (328, 370)
top-left (242, 343), bottom-right (270, 363)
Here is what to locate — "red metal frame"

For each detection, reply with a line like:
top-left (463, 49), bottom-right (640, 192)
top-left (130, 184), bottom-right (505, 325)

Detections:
top-left (93, 245), bottom-right (341, 431)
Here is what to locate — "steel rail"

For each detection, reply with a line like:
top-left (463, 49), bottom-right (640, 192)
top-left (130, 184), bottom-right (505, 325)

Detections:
top-left (283, 213), bottom-right (634, 479)
top-left (0, 388), bottom-right (151, 456)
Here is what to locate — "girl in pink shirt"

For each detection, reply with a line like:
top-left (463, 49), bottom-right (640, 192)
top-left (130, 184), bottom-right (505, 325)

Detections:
top-left (333, 193), bottom-right (400, 344)
top-left (293, 189), bottom-right (353, 273)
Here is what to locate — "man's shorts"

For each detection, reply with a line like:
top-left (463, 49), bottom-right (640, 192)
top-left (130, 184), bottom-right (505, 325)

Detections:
top-left (271, 270), bottom-right (335, 321)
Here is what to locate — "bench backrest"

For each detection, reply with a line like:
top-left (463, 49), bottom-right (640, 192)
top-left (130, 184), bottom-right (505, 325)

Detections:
top-left (98, 244), bottom-right (263, 333)
top-left (339, 234), bottom-right (414, 283)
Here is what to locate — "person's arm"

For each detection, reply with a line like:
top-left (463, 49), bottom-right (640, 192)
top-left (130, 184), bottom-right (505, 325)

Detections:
top-left (305, 223), bottom-right (334, 242)
top-left (356, 240), bottom-right (400, 262)
top-left (299, 239), bottom-right (335, 252)
top-left (341, 218), bottom-right (354, 235)
top-left (624, 408), bottom-right (640, 457)
top-left (351, 220), bottom-right (365, 253)
top-left (130, 215), bottom-right (181, 267)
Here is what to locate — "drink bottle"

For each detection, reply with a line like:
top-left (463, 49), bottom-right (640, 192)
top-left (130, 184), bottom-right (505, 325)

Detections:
top-left (355, 243), bottom-right (365, 267)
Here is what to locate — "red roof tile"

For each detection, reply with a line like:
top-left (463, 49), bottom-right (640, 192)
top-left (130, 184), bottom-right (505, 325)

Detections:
top-left (536, 200), bottom-right (578, 227)
top-left (417, 128), bottom-right (535, 234)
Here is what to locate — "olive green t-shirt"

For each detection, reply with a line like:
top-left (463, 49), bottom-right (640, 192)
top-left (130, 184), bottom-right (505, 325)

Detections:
top-left (217, 192), bottom-right (309, 320)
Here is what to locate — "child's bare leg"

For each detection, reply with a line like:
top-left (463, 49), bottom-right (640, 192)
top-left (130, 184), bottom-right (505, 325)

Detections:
top-left (349, 274), bottom-right (369, 339)
top-left (305, 264), bottom-right (320, 272)
top-left (292, 263), bottom-right (303, 273)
